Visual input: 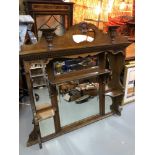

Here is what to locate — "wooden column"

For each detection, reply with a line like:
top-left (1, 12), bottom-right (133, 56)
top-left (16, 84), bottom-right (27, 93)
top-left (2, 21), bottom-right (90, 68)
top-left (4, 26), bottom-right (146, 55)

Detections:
top-left (107, 50), bottom-right (125, 115)
top-left (50, 84), bottom-right (61, 133)
top-left (107, 50), bottom-right (125, 91)
top-left (98, 52), bottom-right (106, 115)
top-left (23, 61), bottom-right (37, 115)
top-left (46, 61), bottom-right (61, 133)
top-left (23, 61), bottom-right (42, 148)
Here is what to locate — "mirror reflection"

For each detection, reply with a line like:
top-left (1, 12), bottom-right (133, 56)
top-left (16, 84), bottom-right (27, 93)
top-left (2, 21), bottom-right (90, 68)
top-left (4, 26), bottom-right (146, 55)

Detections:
top-left (57, 78), bottom-right (100, 127)
top-left (33, 86), bottom-right (56, 137)
top-left (53, 56), bottom-right (98, 75)
top-left (73, 28), bottom-right (95, 43)
top-left (105, 96), bottom-right (112, 114)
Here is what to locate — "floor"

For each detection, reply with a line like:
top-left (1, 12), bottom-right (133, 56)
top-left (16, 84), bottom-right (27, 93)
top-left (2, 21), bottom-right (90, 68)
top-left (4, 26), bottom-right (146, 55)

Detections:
top-left (19, 93), bottom-right (135, 155)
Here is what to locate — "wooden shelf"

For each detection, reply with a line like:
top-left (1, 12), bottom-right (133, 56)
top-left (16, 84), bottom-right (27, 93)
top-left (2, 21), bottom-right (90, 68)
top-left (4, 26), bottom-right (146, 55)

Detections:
top-left (52, 68), bottom-right (110, 84)
top-left (36, 103), bottom-right (52, 111)
top-left (33, 84), bottom-right (46, 88)
top-left (36, 108), bottom-right (55, 121)
top-left (31, 74), bottom-right (47, 78)
top-left (105, 84), bottom-right (123, 97)
top-left (31, 74), bottom-right (44, 78)
top-left (30, 67), bottom-right (43, 70)
top-left (36, 104), bottom-right (56, 121)
top-left (105, 89), bottom-right (123, 97)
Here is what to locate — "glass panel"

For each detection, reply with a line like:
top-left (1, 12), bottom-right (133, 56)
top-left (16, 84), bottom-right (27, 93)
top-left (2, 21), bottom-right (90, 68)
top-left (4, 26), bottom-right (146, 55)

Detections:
top-left (105, 96), bottom-right (112, 114)
top-left (57, 77), bottom-right (100, 127)
top-left (36, 15), bottom-right (65, 39)
top-left (39, 118), bottom-right (55, 138)
top-left (53, 56), bottom-right (98, 75)
top-left (33, 87), bottom-right (56, 137)
top-left (33, 87), bottom-right (50, 104)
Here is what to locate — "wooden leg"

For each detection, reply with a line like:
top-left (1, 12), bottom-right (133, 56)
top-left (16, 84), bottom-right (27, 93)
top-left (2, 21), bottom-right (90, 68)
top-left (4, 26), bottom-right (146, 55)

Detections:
top-left (23, 61), bottom-right (43, 148)
top-left (27, 126), bottom-right (38, 146)
top-left (36, 123), bottom-right (42, 149)
top-left (27, 120), bottom-right (42, 149)
top-left (98, 75), bottom-right (105, 115)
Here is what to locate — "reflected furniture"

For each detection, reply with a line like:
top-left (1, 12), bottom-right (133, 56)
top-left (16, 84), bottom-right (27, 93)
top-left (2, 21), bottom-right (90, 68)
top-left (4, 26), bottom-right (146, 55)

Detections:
top-left (125, 42), bottom-right (135, 61)
top-left (24, 0), bottom-right (74, 38)
top-left (20, 22), bottom-right (131, 148)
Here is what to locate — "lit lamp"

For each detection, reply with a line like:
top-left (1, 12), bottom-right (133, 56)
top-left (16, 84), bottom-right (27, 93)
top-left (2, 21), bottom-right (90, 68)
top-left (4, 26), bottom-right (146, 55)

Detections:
top-left (119, 0), bottom-right (133, 16)
top-left (119, 0), bottom-right (126, 10)
top-left (95, 3), bottom-right (102, 15)
top-left (84, 0), bottom-right (115, 31)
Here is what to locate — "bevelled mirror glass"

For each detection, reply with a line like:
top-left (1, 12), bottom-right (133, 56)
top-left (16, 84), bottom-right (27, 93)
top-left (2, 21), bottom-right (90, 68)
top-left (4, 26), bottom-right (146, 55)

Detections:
top-left (57, 77), bottom-right (100, 127)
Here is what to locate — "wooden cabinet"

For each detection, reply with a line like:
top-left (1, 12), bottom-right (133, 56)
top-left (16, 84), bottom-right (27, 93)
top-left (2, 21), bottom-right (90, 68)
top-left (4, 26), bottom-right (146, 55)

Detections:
top-left (20, 22), bottom-right (131, 148)
top-left (24, 0), bottom-right (74, 38)
top-left (125, 42), bottom-right (135, 61)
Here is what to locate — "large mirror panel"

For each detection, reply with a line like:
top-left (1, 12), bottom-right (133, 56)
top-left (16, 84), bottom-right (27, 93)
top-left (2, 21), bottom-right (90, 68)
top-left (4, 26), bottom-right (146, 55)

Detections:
top-left (57, 78), bottom-right (100, 127)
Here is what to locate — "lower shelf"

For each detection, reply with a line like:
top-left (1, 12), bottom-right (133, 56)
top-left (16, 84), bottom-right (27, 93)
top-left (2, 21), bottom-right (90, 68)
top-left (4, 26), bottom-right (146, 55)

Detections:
top-left (36, 104), bottom-right (56, 121)
top-left (33, 84), bottom-right (46, 88)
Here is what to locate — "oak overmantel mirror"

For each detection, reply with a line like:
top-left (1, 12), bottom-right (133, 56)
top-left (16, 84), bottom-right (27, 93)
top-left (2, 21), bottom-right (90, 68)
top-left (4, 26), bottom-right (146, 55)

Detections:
top-left (20, 22), bottom-right (131, 148)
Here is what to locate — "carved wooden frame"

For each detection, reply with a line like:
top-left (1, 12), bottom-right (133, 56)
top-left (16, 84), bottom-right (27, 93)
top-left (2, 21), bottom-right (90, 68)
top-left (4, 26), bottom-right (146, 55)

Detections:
top-left (20, 22), bottom-right (131, 148)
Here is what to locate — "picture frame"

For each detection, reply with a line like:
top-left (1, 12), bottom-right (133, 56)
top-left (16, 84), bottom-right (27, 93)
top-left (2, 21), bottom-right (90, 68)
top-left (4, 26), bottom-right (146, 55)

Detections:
top-left (123, 62), bottom-right (135, 104)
